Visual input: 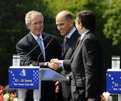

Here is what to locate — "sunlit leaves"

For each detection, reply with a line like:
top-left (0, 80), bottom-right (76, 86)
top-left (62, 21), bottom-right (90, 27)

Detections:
top-left (103, 0), bottom-right (121, 45)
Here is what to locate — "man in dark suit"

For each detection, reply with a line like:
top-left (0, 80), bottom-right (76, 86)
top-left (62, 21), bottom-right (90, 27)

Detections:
top-left (55, 11), bottom-right (80, 101)
top-left (49, 10), bottom-right (106, 101)
top-left (16, 10), bottom-right (61, 101)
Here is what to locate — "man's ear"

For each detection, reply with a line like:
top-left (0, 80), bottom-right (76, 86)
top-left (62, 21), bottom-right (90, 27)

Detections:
top-left (69, 19), bottom-right (73, 26)
top-left (26, 24), bottom-right (30, 29)
top-left (79, 22), bottom-right (83, 29)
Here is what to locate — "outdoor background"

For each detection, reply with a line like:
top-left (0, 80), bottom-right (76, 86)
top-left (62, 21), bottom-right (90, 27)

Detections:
top-left (0, 0), bottom-right (121, 100)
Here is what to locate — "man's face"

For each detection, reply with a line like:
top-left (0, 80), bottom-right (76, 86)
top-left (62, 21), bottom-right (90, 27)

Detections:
top-left (26, 15), bottom-right (43, 37)
top-left (56, 16), bottom-right (72, 36)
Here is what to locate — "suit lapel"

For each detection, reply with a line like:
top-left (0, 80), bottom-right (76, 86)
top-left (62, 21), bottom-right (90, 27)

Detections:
top-left (62, 30), bottom-right (78, 57)
top-left (62, 39), bottom-right (70, 55)
top-left (28, 32), bottom-right (44, 61)
top-left (70, 31), bottom-right (91, 60)
top-left (62, 41), bottom-right (64, 55)
top-left (28, 32), bottom-right (38, 49)
top-left (70, 40), bottom-right (82, 61)
top-left (42, 32), bottom-right (49, 61)
top-left (42, 33), bottom-right (48, 48)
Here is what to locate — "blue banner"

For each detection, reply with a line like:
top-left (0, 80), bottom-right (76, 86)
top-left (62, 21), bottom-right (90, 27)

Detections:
top-left (107, 69), bottom-right (121, 94)
top-left (9, 66), bottom-right (39, 89)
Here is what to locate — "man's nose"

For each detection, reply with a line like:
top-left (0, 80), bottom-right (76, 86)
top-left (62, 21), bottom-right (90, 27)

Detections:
top-left (58, 25), bottom-right (61, 30)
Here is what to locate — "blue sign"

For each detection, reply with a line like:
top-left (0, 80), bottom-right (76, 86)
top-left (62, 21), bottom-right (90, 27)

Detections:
top-left (107, 69), bottom-right (121, 94)
top-left (9, 66), bottom-right (39, 89)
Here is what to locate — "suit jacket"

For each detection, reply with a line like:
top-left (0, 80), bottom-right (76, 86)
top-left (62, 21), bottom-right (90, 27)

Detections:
top-left (63, 31), bottom-right (106, 101)
top-left (16, 32), bottom-right (61, 101)
top-left (60, 30), bottom-right (80, 101)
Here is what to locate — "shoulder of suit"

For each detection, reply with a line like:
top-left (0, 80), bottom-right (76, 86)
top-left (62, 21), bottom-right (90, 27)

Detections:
top-left (71, 30), bottom-right (80, 39)
top-left (42, 32), bottom-right (56, 39)
top-left (86, 31), bottom-right (98, 38)
top-left (17, 32), bottom-right (32, 44)
top-left (83, 31), bottom-right (101, 44)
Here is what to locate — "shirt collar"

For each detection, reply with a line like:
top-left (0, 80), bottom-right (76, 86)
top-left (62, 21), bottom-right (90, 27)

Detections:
top-left (65, 27), bottom-right (76, 39)
top-left (80, 30), bottom-right (90, 40)
top-left (31, 31), bottom-right (43, 41)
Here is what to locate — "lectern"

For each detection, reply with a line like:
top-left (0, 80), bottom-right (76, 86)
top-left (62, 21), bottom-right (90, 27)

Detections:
top-left (107, 69), bottom-right (121, 101)
top-left (9, 66), bottom-right (69, 101)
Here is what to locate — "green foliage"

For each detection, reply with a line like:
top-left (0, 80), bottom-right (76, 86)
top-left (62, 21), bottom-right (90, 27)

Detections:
top-left (0, 0), bottom-right (54, 86)
top-left (102, 0), bottom-right (121, 68)
top-left (103, 0), bottom-right (121, 46)
top-left (111, 94), bottom-right (118, 101)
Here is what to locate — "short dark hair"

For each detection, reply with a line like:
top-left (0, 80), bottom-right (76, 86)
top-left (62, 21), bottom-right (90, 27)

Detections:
top-left (65, 13), bottom-right (73, 22)
top-left (76, 10), bottom-right (96, 31)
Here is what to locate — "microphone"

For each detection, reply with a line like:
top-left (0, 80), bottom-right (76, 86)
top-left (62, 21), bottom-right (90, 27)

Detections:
top-left (22, 34), bottom-right (50, 66)
top-left (37, 36), bottom-right (55, 65)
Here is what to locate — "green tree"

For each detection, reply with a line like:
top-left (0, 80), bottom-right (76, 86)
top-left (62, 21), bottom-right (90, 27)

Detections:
top-left (0, 0), bottom-right (55, 86)
top-left (103, 0), bottom-right (121, 46)
top-left (103, 0), bottom-right (121, 68)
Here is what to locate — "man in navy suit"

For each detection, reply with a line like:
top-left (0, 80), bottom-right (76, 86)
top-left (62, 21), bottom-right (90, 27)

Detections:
top-left (55, 11), bottom-right (80, 101)
top-left (49, 10), bottom-right (106, 101)
top-left (16, 10), bottom-right (61, 101)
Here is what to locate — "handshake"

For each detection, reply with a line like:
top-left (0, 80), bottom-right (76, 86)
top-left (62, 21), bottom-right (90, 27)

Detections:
top-left (47, 59), bottom-right (62, 70)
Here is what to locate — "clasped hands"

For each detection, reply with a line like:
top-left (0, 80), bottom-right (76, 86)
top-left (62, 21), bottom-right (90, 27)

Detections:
top-left (47, 59), bottom-right (62, 70)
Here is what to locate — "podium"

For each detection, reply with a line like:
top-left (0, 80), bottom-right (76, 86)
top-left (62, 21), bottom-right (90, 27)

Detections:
top-left (9, 66), bottom-right (69, 101)
top-left (107, 69), bottom-right (121, 101)
top-left (107, 69), bottom-right (121, 94)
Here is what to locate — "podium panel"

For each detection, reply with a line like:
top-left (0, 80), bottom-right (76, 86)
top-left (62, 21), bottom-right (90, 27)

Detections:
top-left (40, 68), bottom-right (69, 81)
top-left (9, 66), bottom-right (69, 89)
top-left (107, 69), bottom-right (121, 94)
top-left (9, 66), bottom-right (69, 101)
top-left (9, 66), bottom-right (39, 89)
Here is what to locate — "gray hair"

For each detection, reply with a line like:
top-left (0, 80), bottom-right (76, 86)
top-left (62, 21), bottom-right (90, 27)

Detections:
top-left (25, 10), bottom-right (44, 24)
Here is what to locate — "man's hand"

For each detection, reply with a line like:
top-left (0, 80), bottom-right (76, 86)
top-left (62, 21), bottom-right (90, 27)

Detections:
top-left (55, 81), bottom-right (60, 93)
top-left (50, 59), bottom-right (62, 64)
top-left (47, 60), bottom-right (61, 70)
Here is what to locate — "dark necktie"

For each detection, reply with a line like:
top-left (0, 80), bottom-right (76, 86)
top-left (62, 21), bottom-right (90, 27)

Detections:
top-left (64, 37), bottom-right (68, 51)
top-left (76, 38), bottom-right (81, 47)
top-left (79, 38), bottom-right (81, 43)
top-left (37, 37), bottom-right (45, 60)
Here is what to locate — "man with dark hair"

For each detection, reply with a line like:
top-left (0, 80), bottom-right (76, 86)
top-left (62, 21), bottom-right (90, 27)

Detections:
top-left (49, 10), bottom-right (106, 101)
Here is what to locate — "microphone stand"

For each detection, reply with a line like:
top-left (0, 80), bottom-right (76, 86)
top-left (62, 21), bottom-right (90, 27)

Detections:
top-left (22, 34), bottom-right (50, 66)
top-left (37, 36), bottom-right (55, 65)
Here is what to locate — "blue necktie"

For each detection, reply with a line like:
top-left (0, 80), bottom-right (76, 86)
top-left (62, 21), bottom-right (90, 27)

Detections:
top-left (64, 37), bottom-right (68, 51)
top-left (37, 37), bottom-right (45, 60)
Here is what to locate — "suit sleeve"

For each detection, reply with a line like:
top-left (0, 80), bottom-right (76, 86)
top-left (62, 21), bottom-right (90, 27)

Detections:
top-left (83, 38), bottom-right (100, 98)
